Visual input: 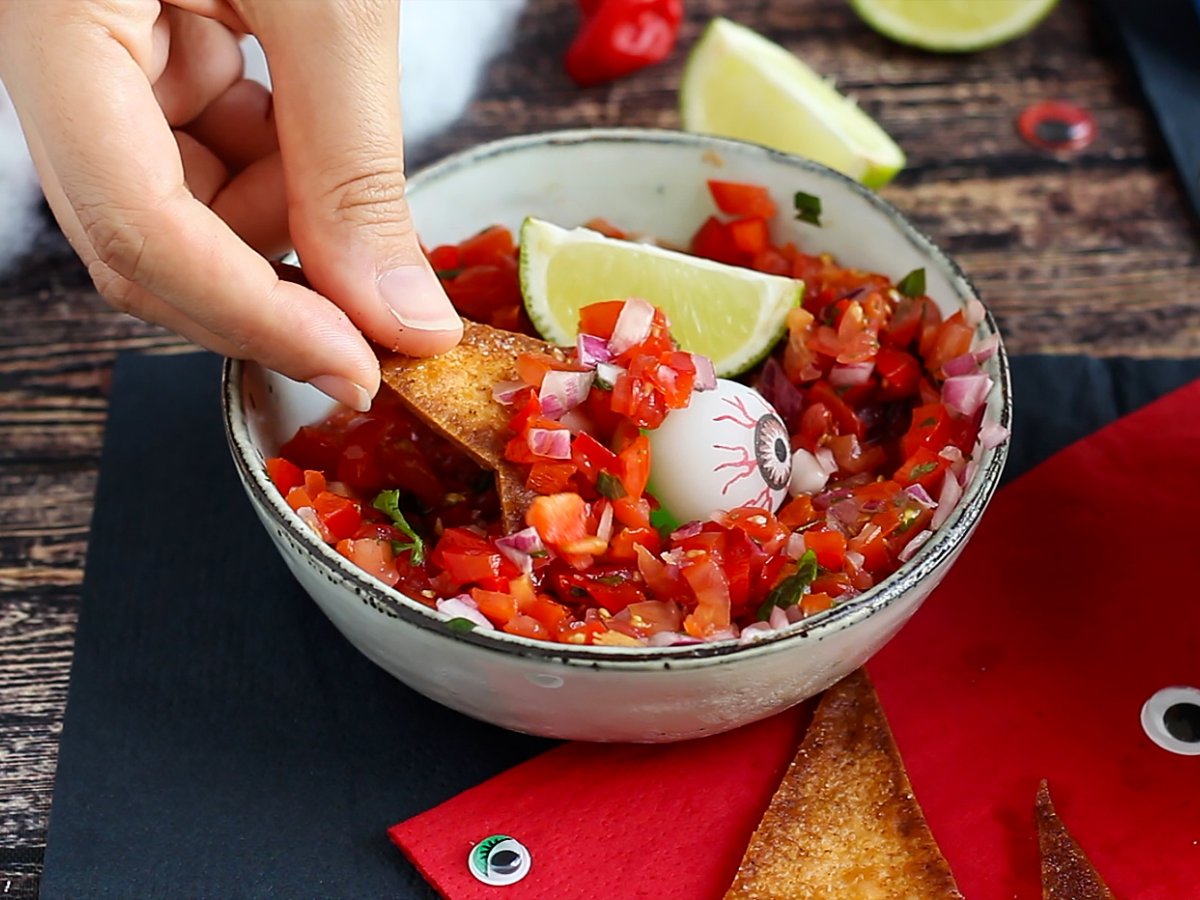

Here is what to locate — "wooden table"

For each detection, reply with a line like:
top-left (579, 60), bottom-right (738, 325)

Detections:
top-left (2, 0), bottom-right (1197, 894)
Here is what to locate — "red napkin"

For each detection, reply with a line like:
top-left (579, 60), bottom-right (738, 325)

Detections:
top-left (392, 381), bottom-right (1200, 899)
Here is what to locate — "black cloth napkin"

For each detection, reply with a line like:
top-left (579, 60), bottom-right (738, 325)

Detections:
top-left (38, 351), bottom-right (1200, 899)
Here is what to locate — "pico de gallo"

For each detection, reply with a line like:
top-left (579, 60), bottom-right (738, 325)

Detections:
top-left (266, 180), bottom-right (1006, 647)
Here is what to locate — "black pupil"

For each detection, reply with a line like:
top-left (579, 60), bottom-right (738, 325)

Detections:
top-left (1034, 117), bottom-right (1084, 146)
top-left (1163, 702), bottom-right (1200, 743)
top-left (774, 438), bottom-right (787, 462)
top-left (489, 849), bottom-right (521, 874)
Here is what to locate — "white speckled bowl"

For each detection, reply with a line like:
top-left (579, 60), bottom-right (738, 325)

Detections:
top-left (223, 129), bottom-right (1010, 743)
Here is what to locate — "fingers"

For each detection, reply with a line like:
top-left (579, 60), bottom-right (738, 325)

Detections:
top-left (152, 7), bottom-right (244, 126)
top-left (186, 78), bottom-right (278, 170)
top-left (240, 0), bottom-right (462, 358)
top-left (4, 4), bottom-right (380, 408)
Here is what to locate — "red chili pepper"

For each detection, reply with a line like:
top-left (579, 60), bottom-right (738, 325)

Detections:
top-left (565, 0), bottom-right (684, 88)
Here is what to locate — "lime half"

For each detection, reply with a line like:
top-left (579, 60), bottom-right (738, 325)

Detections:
top-left (851, 0), bottom-right (1058, 52)
top-left (680, 18), bottom-right (905, 189)
top-left (519, 218), bottom-right (803, 378)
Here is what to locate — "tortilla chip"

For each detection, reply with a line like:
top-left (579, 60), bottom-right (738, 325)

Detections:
top-left (1036, 780), bottom-right (1114, 900)
top-left (380, 322), bottom-right (563, 532)
top-left (725, 669), bottom-right (962, 900)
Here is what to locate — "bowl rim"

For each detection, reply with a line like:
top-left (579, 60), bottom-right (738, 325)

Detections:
top-left (222, 126), bottom-right (1011, 669)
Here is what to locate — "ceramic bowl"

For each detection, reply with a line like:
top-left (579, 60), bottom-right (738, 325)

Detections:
top-left (223, 128), bottom-right (1010, 742)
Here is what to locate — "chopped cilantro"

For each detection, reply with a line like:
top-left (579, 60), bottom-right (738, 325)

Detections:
top-left (373, 489), bottom-right (426, 565)
top-left (596, 471), bottom-right (627, 500)
top-left (446, 617), bottom-right (477, 633)
top-left (896, 267), bottom-right (926, 298)
top-left (757, 549), bottom-right (819, 620)
top-left (793, 191), bottom-right (823, 226)
top-left (909, 461), bottom-right (939, 479)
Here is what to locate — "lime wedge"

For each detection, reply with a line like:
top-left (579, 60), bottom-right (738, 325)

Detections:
top-left (851, 0), bottom-right (1058, 52)
top-left (519, 218), bottom-right (803, 378)
top-left (680, 18), bottom-right (905, 189)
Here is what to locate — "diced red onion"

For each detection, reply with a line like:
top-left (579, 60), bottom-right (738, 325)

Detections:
top-left (647, 631), bottom-right (704, 647)
top-left (972, 334), bottom-right (999, 364)
top-left (596, 501), bottom-right (615, 543)
top-left (829, 361), bottom-right (874, 387)
top-left (558, 409), bottom-right (592, 435)
top-left (978, 419), bottom-right (1010, 450)
top-left (897, 529), bottom-right (932, 563)
top-left (691, 353), bottom-right (717, 391)
top-left (756, 357), bottom-right (804, 421)
top-left (606, 298), bottom-right (654, 354)
top-left (539, 369), bottom-right (594, 419)
top-left (436, 595), bottom-right (494, 629)
top-left (669, 521), bottom-right (704, 541)
top-left (786, 604), bottom-right (807, 624)
top-left (962, 459), bottom-right (979, 489)
top-left (813, 487), bottom-right (851, 510)
top-left (942, 373), bottom-right (993, 417)
top-left (784, 532), bottom-right (807, 559)
top-left (904, 484), bottom-right (937, 508)
top-left (941, 353), bottom-right (978, 377)
top-left (527, 427), bottom-right (572, 460)
top-left (708, 626), bottom-right (740, 642)
top-left (768, 606), bottom-right (790, 630)
top-left (845, 550), bottom-right (866, 570)
top-left (789, 448), bottom-right (830, 496)
top-left (576, 333), bottom-right (612, 368)
top-left (594, 361), bottom-right (625, 389)
top-left (495, 527), bottom-right (546, 573)
top-left (491, 380), bottom-right (526, 405)
top-left (938, 445), bottom-right (965, 466)
top-left (859, 498), bottom-right (884, 515)
top-left (832, 498), bottom-right (862, 526)
top-left (965, 298), bottom-right (987, 328)
top-left (932, 473), bottom-right (963, 530)
top-left (740, 621), bottom-right (775, 643)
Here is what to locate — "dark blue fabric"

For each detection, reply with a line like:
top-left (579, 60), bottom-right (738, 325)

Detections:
top-left (38, 351), bottom-right (1200, 899)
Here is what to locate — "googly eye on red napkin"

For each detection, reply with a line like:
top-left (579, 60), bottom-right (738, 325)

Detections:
top-left (390, 365), bottom-right (1200, 900)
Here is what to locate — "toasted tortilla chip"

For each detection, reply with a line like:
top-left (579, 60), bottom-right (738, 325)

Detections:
top-left (725, 669), bottom-right (962, 900)
top-left (1036, 781), bottom-right (1114, 900)
top-left (381, 322), bottom-right (563, 532)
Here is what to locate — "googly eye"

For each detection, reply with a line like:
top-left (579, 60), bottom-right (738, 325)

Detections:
top-left (1141, 686), bottom-right (1200, 756)
top-left (753, 415), bottom-right (791, 491)
top-left (468, 834), bottom-right (532, 886)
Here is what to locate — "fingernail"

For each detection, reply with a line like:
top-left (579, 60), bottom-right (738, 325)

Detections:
top-left (309, 375), bottom-right (372, 412)
top-left (378, 266), bottom-right (462, 332)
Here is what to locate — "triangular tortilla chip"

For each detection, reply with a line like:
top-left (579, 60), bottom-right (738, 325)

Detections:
top-left (1036, 780), bottom-right (1115, 900)
top-left (380, 322), bottom-right (562, 533)
top-left (725, 669), bottom-right (962, 900)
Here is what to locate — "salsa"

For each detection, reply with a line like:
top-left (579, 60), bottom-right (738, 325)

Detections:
top-left (266, 181), bottom-right (1005, 646)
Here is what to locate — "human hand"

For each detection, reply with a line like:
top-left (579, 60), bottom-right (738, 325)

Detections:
top-left (0, 0), bottom-right (462, 411)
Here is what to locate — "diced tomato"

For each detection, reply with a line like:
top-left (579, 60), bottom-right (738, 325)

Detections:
top-left (527, 493), bottom-right (590, 548)
top-left (443, 261), bottom-right (520, 321)
top-left (874, 348), bottom-right (921, 400)
top-left (428, 244), bottom-right (461, 273)
top-left (829, 434), bottom-right (888, 477)
top-left (617, 434), bottom-right (651, 498)
top-left (279, 424), bottom-right (343, 473)
top-left (527, 462), bottom-right (577, 495)
top-left (707, 180), bottom-right (778, 219)
top-left (681, 553), bottom-right (732, 638)
top-left (458, 225), bottom-right (516, 268)
top-left (607, 525), bottom-right (660, 561)
top-left (751, 247), bottom-right (791, 276)
top-left (728, 217), bottom-right (770, 256)
top-left (583, 217), bottom-right (628, 240)
top-left (516, 351), bottom-right (584, 390)
top-left (902, 402), bottom-right (954, 459)
top-left (312, 491), bottom-right (362, 541)
top-left (577, 300), bottom-right (626, 340)
top-left (611, 496), bottom-right (652, 530)
top-left (800, 592), bottom-right (834, 616)
top-left (807, 380), bottom-right (863, 439)
top-left (895, 446), bottom-right (949, 493)
top-left (554, 566), bottom-right (646, 614)
top-left (265, 457), bottom-right (305, 494)
top-left (804, 529), bottom-right (847, 570)
top-left (571, 432), bottom-right (620, 485)
top-left (885, 294), bottom-right (941, 350)
top-left (778, 495), bottom-right (818, 529)
top-left (690, 215), bottom-right (745, 267)
top-left (472, 588), bottom-right (517, 625)
top-left (341, 538), bottom-right (400, 588)
top-left (924, 312), bottom-right (974, 375)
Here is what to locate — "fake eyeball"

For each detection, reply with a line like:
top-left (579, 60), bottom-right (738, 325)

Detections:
top-left (647, 379), bottom-right (791, 525)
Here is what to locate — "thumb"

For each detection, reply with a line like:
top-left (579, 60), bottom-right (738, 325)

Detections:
top-left (243, 0), bottom-right (461, 358)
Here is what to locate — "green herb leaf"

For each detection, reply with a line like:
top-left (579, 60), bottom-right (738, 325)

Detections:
top-left (793, 191), bottom-right (823, 226)
top-left (896, 267), bottom-right (926, 298)
top-left (435, 267), bottom-right (462, 281)
top-left (373, 489), bottom-right (426, 565)
top-left (446, 617), bottom-right (477, 633)
top-left (909, 461), bottom-right (939, 479)
top-left (596, 471), bottom-right (627, 500)
top-left (757, 549), bottom-right (819, 620)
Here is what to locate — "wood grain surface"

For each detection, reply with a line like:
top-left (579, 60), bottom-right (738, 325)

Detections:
top-left (2, 0), bottom-right (1197, 895)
